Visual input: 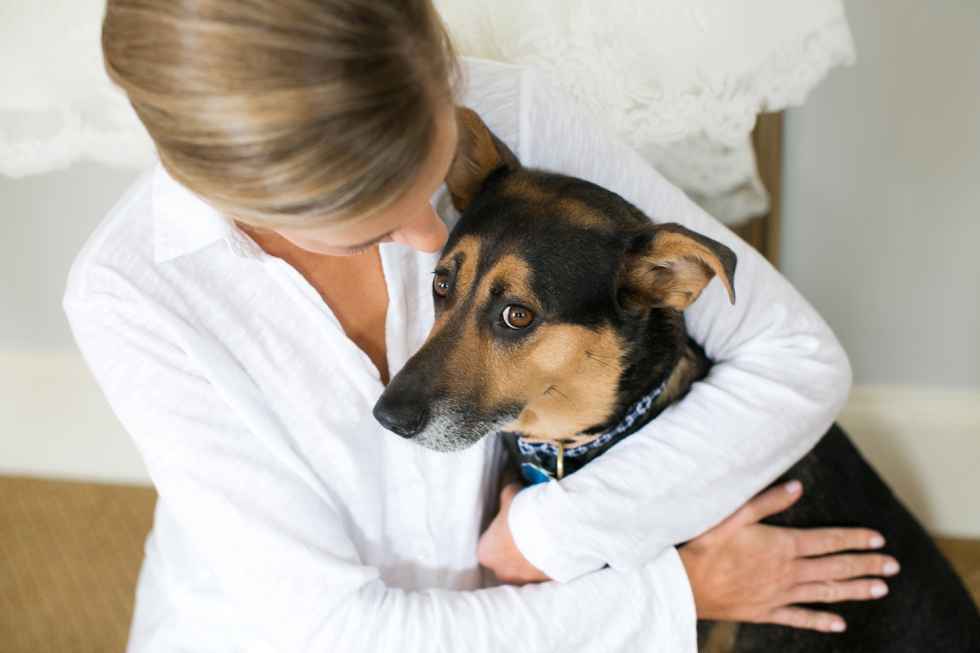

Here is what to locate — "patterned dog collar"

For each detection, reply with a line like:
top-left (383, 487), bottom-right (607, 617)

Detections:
top-left (514, 379), bottom-right (667, 484)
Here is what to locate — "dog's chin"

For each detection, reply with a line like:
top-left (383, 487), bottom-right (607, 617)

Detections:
top-left (408, 406), bottom-right (522, 453)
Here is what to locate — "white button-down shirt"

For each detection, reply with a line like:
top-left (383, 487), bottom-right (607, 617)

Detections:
top-left (64, 58), bottom-right (850, 653)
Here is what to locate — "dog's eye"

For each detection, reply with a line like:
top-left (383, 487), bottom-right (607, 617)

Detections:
top-left (502, 305), bottom-right (533, 329)
top-left (433, 274), bottom-right (450, 298)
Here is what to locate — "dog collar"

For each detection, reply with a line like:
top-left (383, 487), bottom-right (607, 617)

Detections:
top-left (514, 378), bottom-right (667, 484)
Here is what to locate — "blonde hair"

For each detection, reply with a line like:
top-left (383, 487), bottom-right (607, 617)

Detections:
top-left (103, 0), bottom-right (459, 228)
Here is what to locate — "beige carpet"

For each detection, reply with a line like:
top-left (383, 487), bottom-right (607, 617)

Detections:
top-left (0, 477), bottom-right (156, 653)
top-left (937, 537), bottom-right (980, 609)
top-left (1, 476), bottom-right (978, 652)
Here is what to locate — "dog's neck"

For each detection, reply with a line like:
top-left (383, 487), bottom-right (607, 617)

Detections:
top-left (578, 310), bottom-right (712, 444)
top-left (513, 375), bottom-right (667, 466)
top-left (510, 334), bottom-right (711, 450)
top-left (504, 336), bottom-right (711, 484)
top-left (594, 337), bottom-right (711, 442)
top-left (647, 338), bottom-right (712, 416)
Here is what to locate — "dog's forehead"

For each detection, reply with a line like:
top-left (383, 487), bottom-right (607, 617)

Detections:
top-left (444, 171), bottom-right (635, 257)
top-left (438, 171), bottom-right (635, 319)
top-left (482, 172), bottom-right (636, 232)
top-left (439, 213), bottom-right (608, 286)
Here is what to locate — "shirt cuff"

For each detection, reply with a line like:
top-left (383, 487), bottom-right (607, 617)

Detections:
top-left (510, 481), bottom-right (699, 652)
top-left (635, 546), bottom-right (699, 653)
top-left (508, 480), bottom-right (606, 583)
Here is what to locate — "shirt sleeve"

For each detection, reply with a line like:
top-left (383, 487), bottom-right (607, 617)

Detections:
top-left (506, 67), bottom-right (853, 583)
top-left (65, 290), bottom-right (697, 653)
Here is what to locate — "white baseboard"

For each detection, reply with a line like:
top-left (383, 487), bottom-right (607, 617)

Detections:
top-left (0, 348), bottom-right (151, 486)
top-left (837, 385), bottom-right (980, 539)
top-left (2, 349), bottom-right (979, 537)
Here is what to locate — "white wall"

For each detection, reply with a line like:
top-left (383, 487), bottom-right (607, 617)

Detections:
top-left (0, 348), bottom-right (149, 485)
top-left (782, 0), bottom-right (980, 387)
top-left (0, 162), bottom-right (146, 484)
top-left (779, 0), bottom-right (980, 537)
top-left (1, 162), bottom-right (142, 348)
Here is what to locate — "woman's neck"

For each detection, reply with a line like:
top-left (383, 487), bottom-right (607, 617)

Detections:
top-left (239, 224), bottom-right (391, 385)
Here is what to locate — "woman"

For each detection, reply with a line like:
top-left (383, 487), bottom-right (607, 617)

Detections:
top-left (68, 0), bottom-right (897, 650)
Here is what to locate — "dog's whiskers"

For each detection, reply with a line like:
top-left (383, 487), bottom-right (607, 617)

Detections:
top-left (585, 350), bottom-right (616, 359)
top-left (545, 385), bottom-right (576, 410)
top-left (585, 350), bottom-right (617, 370)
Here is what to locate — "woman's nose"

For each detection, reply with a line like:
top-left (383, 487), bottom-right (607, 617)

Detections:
top-left (391, 204), bottom-right (448, 253)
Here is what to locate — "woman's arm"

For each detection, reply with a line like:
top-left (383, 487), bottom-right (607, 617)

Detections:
top-left (485, 480), bottom-right (897, 633)
top-left (65, 291), bottom-right (698, 653)
top-left (504, 66), bottom-right (853, 582)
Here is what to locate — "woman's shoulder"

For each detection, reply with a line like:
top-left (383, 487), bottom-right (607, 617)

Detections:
top-left (457, 57), bottom-right (576, 168)
top-left (457, 57), bottom-right (539, 163)
top-left (459, 56), bottom-right (527, 82)
top-left (64, 167), bottom-right (157, 306)
top-left (65, 163), bottom-right (254, 309)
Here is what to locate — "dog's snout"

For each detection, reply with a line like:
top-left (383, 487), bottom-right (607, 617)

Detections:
top-left (373, 394), bottom-right (429, 439)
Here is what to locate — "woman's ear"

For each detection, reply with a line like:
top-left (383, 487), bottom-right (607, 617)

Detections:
top-left (619, 223), bottom-right (737, 311)
top-left (446, 107), bottom-right (521, 211)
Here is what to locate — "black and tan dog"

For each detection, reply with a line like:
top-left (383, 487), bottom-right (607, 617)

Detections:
top-left (374, 108), bottom-right (980, 652)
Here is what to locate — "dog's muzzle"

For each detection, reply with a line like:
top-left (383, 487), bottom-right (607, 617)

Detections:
top-left (374, 387), bottom-right (520, 452)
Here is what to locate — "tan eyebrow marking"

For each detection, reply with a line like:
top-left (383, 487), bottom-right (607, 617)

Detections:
top-left (431, 236), bottom-right (482, 328)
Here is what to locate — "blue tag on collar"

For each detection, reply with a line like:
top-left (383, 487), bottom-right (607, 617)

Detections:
top-left (521, 462), bottom-right (553, 485)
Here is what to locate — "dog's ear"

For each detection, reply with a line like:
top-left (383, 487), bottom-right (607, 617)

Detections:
top-left (619, 223), bottom-right (737, 311)
top-left (446, 107), bottom-right (521, 211)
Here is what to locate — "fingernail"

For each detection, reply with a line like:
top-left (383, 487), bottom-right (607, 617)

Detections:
top-left (830, 619), bottom-right (846, 632)
top-left (870, 581), bottom-right (888, 598)
top-left (869, 535), bottom-right (885, 548)
top-left (883, 560), bottom-right (900, 575)
top-left (784, 480), bottom-right (802, 494)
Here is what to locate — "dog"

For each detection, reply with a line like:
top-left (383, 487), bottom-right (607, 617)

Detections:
top-left (374, 108), bottom-right (980, 652)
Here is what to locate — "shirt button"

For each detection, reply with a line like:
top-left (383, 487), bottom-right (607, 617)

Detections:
top-left (408, 480), bottom-right (422, 491)
top-left (417, 550), bottom-right (429, 561)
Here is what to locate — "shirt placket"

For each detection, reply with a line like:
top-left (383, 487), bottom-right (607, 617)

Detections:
top-left (400, 454), bottom-right (441, 587)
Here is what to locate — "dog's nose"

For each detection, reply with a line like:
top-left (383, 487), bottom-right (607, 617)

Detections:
top-left (373, 394), bottom-right (429, 439)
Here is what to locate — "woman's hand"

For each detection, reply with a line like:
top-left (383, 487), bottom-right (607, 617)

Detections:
top-left (678, 480), bottom-right (900, 633)
top-left (478, 483), bottom-right (551, 585)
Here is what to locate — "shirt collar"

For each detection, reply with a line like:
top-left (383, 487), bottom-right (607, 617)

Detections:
top-left (151, 165), bottom-right (263, 262)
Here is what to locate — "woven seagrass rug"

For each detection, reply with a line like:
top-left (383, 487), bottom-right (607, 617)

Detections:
top-left (0, 477), bottom-right (156, 653)
top-left (0, 475), bottom-right (977, 653)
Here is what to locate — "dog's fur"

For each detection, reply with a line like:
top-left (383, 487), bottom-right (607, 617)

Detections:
top-left (375, 108), bottom-right (980, 652)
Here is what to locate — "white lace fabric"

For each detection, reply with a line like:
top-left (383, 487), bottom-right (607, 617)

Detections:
top-left (437, 0), bottom-right (854, 148)
top-left (436, 0), bottom-right (855, 224)
top-left (0, 0), bottom-right (156, 178)
top-left (639, 134), bottom-right (771, 227)
top-left (1, 0), bottom-right (854, 224)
